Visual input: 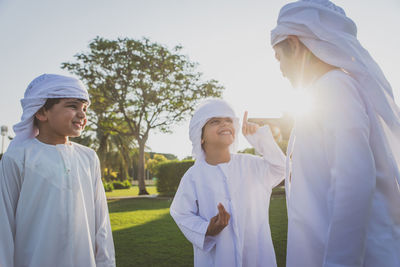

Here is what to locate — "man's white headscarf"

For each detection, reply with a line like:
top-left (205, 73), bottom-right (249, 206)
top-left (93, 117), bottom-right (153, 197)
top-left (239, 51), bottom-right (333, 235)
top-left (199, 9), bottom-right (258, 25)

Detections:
top-left (189, 98), bottom-right (239, 161)
top-left (8, 74), bottom-right (90, 150)
top-left (271, 0), bottom-right (400, 186)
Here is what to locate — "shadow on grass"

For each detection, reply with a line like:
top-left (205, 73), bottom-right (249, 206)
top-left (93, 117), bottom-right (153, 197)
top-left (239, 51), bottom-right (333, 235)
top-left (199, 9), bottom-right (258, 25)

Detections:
top-left (109, 196), bottom-right (287, 267)
top-left (112, 213), bottom-right (194, 267)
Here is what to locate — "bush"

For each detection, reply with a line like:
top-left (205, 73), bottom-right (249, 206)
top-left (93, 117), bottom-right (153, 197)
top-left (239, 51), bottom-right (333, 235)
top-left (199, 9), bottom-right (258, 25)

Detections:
top-left (104, 182), bottom-right (114, 192)
top-left (156, 160), bottom-right (194, 196)
top-left (112, 180), bottom-right (132, 189)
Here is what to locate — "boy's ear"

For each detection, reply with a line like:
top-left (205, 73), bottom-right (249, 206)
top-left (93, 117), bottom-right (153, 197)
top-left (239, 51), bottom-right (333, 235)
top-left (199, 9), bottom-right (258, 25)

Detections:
top-left (35, 107), bottom-right (48, 123)
top-left (288, 35), bottom-right (311, 59)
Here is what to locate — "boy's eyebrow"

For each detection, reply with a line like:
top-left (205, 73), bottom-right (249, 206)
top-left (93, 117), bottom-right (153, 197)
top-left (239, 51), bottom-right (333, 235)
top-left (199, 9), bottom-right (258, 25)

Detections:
top-left (63, 99), bottom-right (88, 105)
top-left (64, 100), bottom-right (80, 105)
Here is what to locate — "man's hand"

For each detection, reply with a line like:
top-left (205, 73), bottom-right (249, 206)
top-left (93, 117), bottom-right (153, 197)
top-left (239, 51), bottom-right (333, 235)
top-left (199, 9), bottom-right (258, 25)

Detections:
top-left (242, 111), bottom-right (259, 136)
top-left (206, 203), bottom-right (230, 236)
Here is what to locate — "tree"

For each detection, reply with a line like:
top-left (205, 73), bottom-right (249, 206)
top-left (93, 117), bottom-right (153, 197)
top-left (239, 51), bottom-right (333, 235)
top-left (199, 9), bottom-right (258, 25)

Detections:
top-left (70, 105), bottom-right (137, 180)
top-left (62, 36), bottom-right (224, 194)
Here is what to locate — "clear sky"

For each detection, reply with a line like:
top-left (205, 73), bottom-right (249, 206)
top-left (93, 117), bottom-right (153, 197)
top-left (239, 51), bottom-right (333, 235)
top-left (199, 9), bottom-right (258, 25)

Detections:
top-left (1, 0), bottom-right (399, 158)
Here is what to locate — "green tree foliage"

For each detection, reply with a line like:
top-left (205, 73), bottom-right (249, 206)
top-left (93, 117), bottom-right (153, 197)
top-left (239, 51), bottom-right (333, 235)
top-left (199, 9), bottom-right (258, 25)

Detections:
top-left (62, 36), bottom-right (224, 195)
top-left (148, 152), bottom-right (177, 161)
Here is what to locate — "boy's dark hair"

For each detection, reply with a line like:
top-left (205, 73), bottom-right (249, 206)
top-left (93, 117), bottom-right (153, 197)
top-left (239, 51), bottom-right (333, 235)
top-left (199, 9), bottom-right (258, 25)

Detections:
top-left (43, 98), bottom-right (62, 110)
top-left (275, 38), bottom-right (293, 56)
top-left (276, 38), bottom-right (319, 63)
top-left (201, 125), bottom-right (206, 150)
top-left (33, 98), bottom-right (62, 127)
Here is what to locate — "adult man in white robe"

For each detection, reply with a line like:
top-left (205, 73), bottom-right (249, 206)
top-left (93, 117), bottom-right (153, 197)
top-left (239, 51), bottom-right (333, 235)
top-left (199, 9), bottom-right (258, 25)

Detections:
top-left (270, 1), bottom-right (400, 266)
top-left (0, 74), bottom-right (115, 267)
top-left (170, 99), bottom-right (286, 267)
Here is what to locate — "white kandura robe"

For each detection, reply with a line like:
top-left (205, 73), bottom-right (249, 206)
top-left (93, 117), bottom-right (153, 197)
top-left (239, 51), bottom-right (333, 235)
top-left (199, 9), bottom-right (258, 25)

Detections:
top-left (285, 69), bottom-right (400, 267)
top-left (170, 126), bottom-right (285, 267)
top-left (0, 138), bottom-right (115, 267)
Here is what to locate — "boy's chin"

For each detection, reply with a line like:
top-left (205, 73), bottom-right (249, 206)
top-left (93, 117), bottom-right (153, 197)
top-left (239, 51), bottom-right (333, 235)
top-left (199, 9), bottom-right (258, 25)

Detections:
top-left (69, 131), bottom-right (83, 138)
top-left (217, 139), bottom-right (234, 147)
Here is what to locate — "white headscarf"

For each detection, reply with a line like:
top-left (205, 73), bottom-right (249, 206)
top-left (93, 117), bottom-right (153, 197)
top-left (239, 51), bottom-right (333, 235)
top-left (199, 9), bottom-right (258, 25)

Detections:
top-left (271, 0), bottom-right (400, 186)
top-left (8, 74), bottom-right (90, 150)
top-left (189, 98), bottom-right (239, 161)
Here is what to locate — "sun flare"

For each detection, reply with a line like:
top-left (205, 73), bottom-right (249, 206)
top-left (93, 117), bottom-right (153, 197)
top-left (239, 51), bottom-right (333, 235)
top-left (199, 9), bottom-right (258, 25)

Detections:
top-left (283, 89), bottom-right (315, 117)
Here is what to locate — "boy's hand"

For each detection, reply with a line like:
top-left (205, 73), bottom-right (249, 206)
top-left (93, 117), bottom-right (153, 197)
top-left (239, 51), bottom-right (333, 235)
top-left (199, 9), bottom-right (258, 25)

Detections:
top-left (206, 203), bottom-right (230, 236)
top-left (242, 111), bottom-right (259, 136)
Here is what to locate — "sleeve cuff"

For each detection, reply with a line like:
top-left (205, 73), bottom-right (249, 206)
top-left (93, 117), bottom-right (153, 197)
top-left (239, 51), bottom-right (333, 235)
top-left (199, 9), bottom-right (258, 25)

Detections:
top-left (245, 125), bottom-right (271, 150)
top-left (245, 125), bottom-right (285, 165)
top-left (195, 220), bottom-right (216, 252)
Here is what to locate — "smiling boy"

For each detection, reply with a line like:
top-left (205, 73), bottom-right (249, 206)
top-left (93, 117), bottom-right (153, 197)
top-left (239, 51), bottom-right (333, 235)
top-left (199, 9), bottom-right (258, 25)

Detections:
top-left (170, 99), bottom-right (285, 267)
top-left (0, 74), bottom-right (115, 267)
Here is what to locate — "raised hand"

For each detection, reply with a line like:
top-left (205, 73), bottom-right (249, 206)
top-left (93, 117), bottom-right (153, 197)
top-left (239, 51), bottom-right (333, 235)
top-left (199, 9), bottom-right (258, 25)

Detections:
top-left (206, 203), bottom-right (231, 236)
top-left (242, 111), bottom-right (259, 136)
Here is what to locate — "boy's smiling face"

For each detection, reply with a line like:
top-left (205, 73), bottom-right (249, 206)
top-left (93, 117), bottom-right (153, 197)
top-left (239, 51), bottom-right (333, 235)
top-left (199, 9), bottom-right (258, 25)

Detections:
top-left (35, 98), bottom-right (88, 142)
top-left (202, 117), bottom-right (235, 149)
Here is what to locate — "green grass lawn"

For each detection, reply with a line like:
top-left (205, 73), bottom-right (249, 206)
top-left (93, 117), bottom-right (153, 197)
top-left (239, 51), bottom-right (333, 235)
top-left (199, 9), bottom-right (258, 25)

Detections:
top-left (108, 195), bottom-right (287, 267)
top-left (106, 186), bottom-right (158, 198)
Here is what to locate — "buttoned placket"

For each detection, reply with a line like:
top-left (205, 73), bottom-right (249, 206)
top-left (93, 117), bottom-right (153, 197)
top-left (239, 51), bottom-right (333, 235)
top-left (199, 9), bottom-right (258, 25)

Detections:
top-left (56, 144), bottom-right (72, 177)
top-left (218, 164), bottom-right (242, 267)
top-left (55, 143), bottom-right (75, 265)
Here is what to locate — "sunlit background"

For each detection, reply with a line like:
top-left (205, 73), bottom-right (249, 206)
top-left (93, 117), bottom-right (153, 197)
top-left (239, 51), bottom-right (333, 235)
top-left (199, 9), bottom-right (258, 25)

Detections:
top-left (1, 0), bottom-right (399, 158)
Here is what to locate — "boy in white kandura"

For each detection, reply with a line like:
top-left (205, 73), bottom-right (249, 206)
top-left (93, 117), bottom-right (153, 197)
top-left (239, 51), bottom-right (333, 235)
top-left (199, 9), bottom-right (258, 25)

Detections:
top-left (0, 74), bottom-right (115, 267)
top-left (170, 98), bottom-right (285, 267)
top-left (271, 1), bottom-right (400, 266)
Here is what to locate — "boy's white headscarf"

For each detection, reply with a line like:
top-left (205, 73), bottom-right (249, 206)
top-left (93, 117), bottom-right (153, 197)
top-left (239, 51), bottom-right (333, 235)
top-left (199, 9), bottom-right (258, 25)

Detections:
top-left (271, 0), bottom-right (400, 186)
top-left (8, 74), bottom-right (90, 150)
top-left (189, 98), bottom-right (239, 161)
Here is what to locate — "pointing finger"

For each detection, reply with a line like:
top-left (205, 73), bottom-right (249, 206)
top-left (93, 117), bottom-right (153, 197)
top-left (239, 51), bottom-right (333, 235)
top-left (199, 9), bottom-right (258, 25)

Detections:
top-left (243, 111), bottom-right (248, 124)
top-left (242, 111), bottom-right (248, 134)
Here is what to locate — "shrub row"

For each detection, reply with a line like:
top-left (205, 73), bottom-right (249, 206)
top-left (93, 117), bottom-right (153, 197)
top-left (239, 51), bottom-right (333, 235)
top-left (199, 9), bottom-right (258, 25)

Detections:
top-left (104, 182), bottom-right (114, 192)
top-left (103, 179), bottom-right (132, 192)
top-left (156, 160), bottom-right (194, 196)
top-left (112, 180), bottom-right (132, 189)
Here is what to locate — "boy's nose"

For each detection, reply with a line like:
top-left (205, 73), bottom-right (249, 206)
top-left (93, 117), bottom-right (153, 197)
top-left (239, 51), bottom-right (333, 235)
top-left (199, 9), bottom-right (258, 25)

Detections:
top-left (77, 110), bottom-right (86, 118)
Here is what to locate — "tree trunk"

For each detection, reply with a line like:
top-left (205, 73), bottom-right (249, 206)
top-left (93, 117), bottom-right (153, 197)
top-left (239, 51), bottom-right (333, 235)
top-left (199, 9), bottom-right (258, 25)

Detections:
top-left (97, 131), bottom-right (109, 178)
top-left (137, 140), bottom-right (149, 195)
